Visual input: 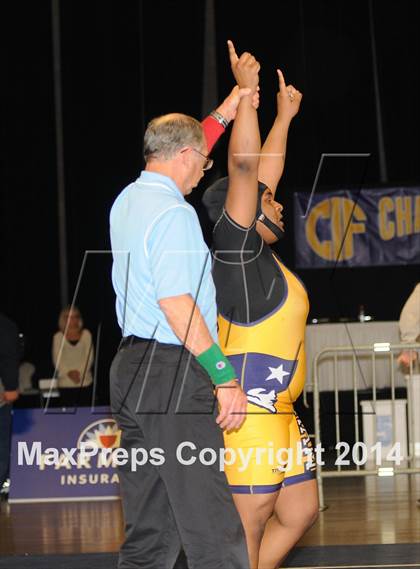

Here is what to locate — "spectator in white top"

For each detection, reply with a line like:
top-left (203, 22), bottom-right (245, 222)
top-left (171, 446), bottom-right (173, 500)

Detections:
top-left (397, 283), bottom-right (420, 370)
top-left (52, 306), bottom-right (94, 390)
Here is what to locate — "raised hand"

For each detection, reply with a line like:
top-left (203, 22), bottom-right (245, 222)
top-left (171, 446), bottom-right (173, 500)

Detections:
top-left (227, 40), bottom-right (260, 93)
top-left (217, 85), bottom-right (260, 122)
top-left (225, 41), bottom-right (261, 229)
top-left (276, 69), bottom-right (302, 121)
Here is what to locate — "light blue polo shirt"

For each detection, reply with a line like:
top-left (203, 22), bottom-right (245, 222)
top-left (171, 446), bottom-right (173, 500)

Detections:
top-left (110, 171), bottom-right (218, 345)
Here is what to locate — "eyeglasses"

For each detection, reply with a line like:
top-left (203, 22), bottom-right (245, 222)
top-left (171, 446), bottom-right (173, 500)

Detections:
top-left (190, 148), bottom-right (214, 171)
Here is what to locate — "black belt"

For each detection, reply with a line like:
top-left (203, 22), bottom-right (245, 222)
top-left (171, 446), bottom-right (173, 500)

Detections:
top-left (119, 335), bottom-right (153, 350)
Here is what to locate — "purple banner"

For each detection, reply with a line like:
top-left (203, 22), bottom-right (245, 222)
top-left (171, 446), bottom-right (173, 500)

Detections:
top-left (9, 407), bottom-right (121, 502)
top-left (294, 187), bottom-right (420, 268)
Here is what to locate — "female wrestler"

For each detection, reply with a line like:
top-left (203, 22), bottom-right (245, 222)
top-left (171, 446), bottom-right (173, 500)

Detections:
top-left (203, 41), bottom-right (319, 568)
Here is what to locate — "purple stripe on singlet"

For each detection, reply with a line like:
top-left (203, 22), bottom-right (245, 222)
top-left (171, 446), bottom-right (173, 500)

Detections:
top-left (230, 483), bottom-right (282, 494)
top-left (282, 470), bottom-right (316, 488)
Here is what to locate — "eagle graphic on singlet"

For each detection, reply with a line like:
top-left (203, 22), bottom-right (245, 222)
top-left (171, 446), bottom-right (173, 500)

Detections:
top-left (228, 353), bottom-right (298, 413)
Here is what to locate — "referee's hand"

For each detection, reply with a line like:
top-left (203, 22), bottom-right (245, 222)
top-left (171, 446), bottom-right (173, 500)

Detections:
top-left (215, 381), bottom-right (248, 431)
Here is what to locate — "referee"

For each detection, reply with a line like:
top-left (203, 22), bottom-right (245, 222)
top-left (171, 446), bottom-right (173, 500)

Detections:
top-left (109, 111), bottom-right (250, 568)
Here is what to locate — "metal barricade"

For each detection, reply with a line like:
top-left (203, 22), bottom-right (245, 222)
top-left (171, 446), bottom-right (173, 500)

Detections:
top-left (309, 342), bottom-right (420, 510)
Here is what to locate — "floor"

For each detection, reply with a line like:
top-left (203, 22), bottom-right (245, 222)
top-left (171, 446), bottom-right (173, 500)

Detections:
top-left (0, 475), bottom-right (419, 562)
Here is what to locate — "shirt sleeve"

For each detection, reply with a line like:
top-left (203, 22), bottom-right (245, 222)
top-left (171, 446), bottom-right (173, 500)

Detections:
top-left (52, 332), bottom-right (60, 368)
top-left (146, 205), bottom-right (210, 301)
top-left (52, 332), bottom-right (70, 378)
top-left (211, 210), bottom-right (284, 324)
top-left (399, 283), bottom-right (420, 343)
top-left (202, 115), bottom-right (225, 153)
top-left (212, 210), bottom-right (262, 263)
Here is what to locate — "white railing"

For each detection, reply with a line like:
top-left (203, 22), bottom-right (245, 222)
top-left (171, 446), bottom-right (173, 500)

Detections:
top-left (309, 342), bottom-right (420, 510)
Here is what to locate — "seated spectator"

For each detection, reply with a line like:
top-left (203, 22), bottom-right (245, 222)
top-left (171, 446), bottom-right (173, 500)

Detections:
top-left (52, 306), bottom-right (94, 404)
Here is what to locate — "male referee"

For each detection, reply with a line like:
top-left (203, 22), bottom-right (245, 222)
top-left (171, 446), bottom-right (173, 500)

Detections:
top-left (109, 60), bottom-right (259, 567)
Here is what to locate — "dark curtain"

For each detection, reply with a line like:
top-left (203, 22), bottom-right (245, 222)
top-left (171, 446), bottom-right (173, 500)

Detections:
top-left (1, 0), bottom-right (418, 402)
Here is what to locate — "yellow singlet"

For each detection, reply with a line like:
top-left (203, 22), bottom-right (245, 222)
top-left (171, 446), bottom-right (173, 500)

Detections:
top-left (218, 256), bottom-right (316, 493)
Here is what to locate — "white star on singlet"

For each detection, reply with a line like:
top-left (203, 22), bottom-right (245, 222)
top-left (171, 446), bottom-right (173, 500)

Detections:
top-left (265, 364), bottom-right (290, 385)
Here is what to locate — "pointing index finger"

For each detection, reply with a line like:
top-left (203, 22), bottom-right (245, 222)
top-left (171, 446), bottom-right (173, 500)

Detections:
top-left (227, 39), bottom-right (239, 65)
top-left (277, 68), bottom-right (286, 90)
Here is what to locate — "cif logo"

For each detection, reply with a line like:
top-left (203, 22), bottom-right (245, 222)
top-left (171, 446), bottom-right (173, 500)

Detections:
top-left (305, 197), bottom-right (366, 261)
top-left (77, 418), bottom-right (121, 450)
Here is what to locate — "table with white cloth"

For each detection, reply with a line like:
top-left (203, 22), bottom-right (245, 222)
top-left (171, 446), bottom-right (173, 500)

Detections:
top-left (304, 321), bottom-right (406, 392)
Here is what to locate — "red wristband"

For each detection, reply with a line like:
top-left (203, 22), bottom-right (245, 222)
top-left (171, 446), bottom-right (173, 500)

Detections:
top-left (202, 115), bottom-right (225, 153)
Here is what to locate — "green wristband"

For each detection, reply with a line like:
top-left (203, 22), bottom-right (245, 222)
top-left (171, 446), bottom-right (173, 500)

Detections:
top-left (196, 344), bottom-right (236, 386)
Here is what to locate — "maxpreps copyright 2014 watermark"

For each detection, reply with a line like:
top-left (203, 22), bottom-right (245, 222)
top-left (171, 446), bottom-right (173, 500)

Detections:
top-left (17, 441), bottom-right (404, 472)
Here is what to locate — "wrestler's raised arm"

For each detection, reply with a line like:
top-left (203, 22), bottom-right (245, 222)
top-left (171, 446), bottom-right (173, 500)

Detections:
top-left (225, 40), bottom-right (261, 228)
top-left (258, 69), bottom-right (302, 194)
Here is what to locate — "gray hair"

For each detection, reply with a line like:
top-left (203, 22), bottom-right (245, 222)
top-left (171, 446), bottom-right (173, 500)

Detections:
top-left (143, 113), bottom-right (205, 161)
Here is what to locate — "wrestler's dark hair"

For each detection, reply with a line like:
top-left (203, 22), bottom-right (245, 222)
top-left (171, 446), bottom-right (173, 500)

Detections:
top-left (202, 176), bottom-right (268, 223)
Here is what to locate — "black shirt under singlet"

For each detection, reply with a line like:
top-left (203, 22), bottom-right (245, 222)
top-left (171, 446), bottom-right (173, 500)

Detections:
top-left (212, 210), bottom-right (286, 324)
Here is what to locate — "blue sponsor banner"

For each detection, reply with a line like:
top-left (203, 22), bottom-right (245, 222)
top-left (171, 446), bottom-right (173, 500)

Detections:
top-left (9, 407), bottom-right (121, 502)
top-left (294, 187), bottom-right (420, 268)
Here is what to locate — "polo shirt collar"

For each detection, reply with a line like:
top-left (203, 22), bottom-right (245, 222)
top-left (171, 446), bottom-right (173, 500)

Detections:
top-left (138, 171), bottom-right (184, 200)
